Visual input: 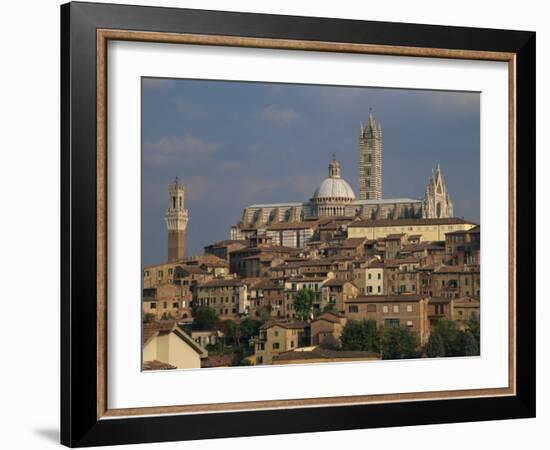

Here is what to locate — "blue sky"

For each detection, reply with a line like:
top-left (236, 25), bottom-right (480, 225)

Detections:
top-left (142, 78), bottom-right (480, 264)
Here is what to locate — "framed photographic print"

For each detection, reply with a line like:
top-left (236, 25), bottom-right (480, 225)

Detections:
top-left (60, 1), bottom-right (536, 447)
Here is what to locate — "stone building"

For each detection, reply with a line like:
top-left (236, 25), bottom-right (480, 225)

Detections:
top-left (445, 225), bottom-right (480, 265)
top-left (165, 177), bottom-right (188, 262)
top-left (204, 240), bottom-right (248, 261)
top-left (194, 278), bottom-right (262, 318)
top-left (253, 319), bottom-right (308, 365)
top-left (344, 294), bottom-right (431, 344)
top-left (321, 279), bottom-right (360, 313)
top-left (230, 113), bottom-right (462, 244)
top-left (429, 265), bottom-right (481, 299)
top-left (310, 311), bottom-right (348, 346)
top-left (352, 259), bottom-right (385, 295)
top-left (347, 217), bottom-right (477, 242)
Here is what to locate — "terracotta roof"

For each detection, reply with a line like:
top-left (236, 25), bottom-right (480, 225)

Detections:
top-left (323, 279), bottom-right (353, 287)
top-left (433, 264), bottom-right (480, 274)
top-left (273, 348), bottom-right (379, 362)
top-left (201, 354), bottom-right (234, 368)
top-left (142, 360), bottom-right (176, 370)
top-left (384, 257), bottom-right (420, 267)
top-left (313, 312), bottom-right (345, 324)
top-left (446, 225), bottom-right (480, 235)
top-left (231, 246), bottom-right (296, 254)
top-left (252, 279), bottom-right (283, 290)
top-left (348, 217), bottom-right (478, 228)
top-left (428, 297), bottom-right (452, 304)
top-left (261, 319), bottom-right (307, 330)
top-left (453, 296), bottom-right (480, 306)
top-left (367, 260), bottom-right (385, 268)
top-left (338, 238), bottom-right (367, 248)
top-left (142, 320), bottom-right (177, 345)
top-left (346, 294), bottom-right (425, 304)
top-left (174, 265), bottom-right (210, 276)
top-left (386, 233), bottom-right (406, 239)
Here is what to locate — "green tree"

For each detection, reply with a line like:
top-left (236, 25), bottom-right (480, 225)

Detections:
top-left (293, 288), bottom-right (315, 321)
top-left (143, 312), bottom-right (156, 324)
top-left (426, 331), bottom-right (446, 357)
top-left (239, 318), bottom-right (262, 341)
top-left (319, 334), bottom-right (341, 350)
top-left (461, 330), bottom-right (480, 356)
top-left (466, 312), bottom-right (480, 346)
top-left (379, 326), bottom-right (420, 360)
top-left (228, 321), bottom-right (243, 347)
top-left (191, 306), bottom-right (218, 331)
top-left (322, 302), bottom-right (336, 313)
top-left (432, 319), bottom-right (461, 356)
top-left (340, 320), bottom-right (379, 352)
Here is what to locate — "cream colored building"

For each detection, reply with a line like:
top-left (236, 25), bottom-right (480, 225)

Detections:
top-left (254, 320), bottom-right (308, 365)
top-left (347, 217), bottom-right (477, 242)
top-left (353, 260), bottom-right (385, 295)
top-left (142, 321), bottom-right (207, 370)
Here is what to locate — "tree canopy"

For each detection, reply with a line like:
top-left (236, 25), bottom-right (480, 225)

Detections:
top-left (379, 326), bottom-right (420, 360)
top-left (191, 306), bottom-right (218, 331)
top-left (340, 319), bottom-right (379, 352)
top-left (293, 288), bottom-right (315, 321)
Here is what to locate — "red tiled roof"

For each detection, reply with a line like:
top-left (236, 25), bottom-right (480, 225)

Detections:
top-left (142, 360), bottom-right (177, 370)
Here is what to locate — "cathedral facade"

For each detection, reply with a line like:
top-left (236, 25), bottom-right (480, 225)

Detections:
top-left (231, 114), bottom-right (454, 238)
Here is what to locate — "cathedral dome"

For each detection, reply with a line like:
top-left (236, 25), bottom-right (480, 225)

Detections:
top-left (313, 177), bottom-right (356, 201)
top-left (312, 155), bottom-right (356, 201)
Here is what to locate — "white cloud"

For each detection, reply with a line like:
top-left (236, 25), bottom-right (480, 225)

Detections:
top-left (172, 98), bottom-right (207, 117)
top-left (262, 105), bottom-right (301, 124)
top-left (143, 134), bottom-right (223, 165)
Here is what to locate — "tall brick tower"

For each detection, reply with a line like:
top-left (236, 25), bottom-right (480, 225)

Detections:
top-left (165, 177), bottom-right (188, 262)
top-left (359, 111), bottom-right (383, 200)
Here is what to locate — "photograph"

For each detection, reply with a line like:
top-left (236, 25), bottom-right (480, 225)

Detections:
top-left (141, 78), bottom-right (481, 370)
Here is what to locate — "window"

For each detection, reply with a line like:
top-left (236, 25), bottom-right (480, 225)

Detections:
top-left (367, 286), bottom-right (373, 293)
top-left (274, 330), bottom-right (279, 337)
top-left (257, 356), bottom-right (263, 364)
top-left (348, 305), bottom-right (359, 313)
top-left (406, 320), bottom-right (413, 327)
top-left (367, 304), bottom-right (376, 312)
top-left (150, 302), bottom-right (156, 309)
top-left (377, 273), bottom-right (381, 280)
top-left (377, 286), bottom-right (381, 293)
top-left (172, 302), bottom-right (179, 308)
top-left (163, 302), bottom-right (167, 308)
top-left (290, 341), bottom-right (294, 348)
top-left (272, 342), bottom-right (280, 350)
top-left (168, 268), bottom-right (173, 276)
top-left (158, 270), bottom-right (163, 278)
top-left (384, 318), bottom-right (400, 328)
top-left (144, 270), bottom-right (149, 277)
top-left (393, 305), bottom-right (399, 313)
top-left (383, 305), bottom-right (389, 313)
top-left (368, 273), bottom-right (372, 280)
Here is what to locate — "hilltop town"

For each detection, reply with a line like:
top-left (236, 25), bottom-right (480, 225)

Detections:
top-left (143, 113), bottom-right (480, 370)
